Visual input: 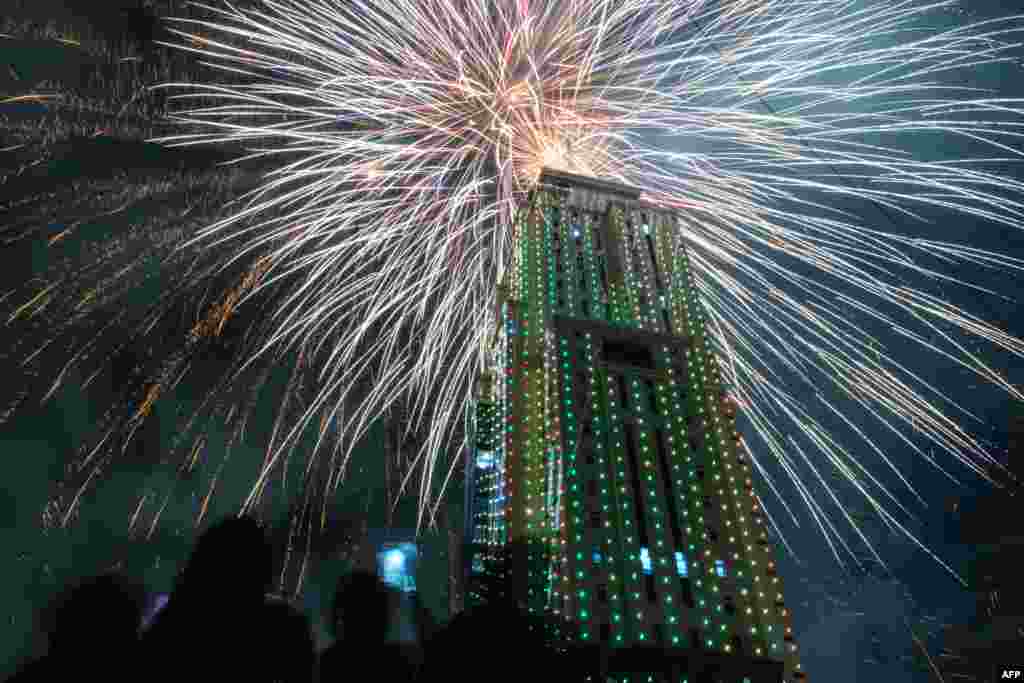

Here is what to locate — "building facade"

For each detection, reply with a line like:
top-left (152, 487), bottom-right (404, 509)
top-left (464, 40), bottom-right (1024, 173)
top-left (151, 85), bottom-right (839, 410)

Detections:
top-left (466, 169), bottom-right (805, 682)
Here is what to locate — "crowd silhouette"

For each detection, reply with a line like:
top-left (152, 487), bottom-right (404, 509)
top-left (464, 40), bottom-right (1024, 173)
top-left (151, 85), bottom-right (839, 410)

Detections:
top-left (7, 515), bottom-right (572, 683)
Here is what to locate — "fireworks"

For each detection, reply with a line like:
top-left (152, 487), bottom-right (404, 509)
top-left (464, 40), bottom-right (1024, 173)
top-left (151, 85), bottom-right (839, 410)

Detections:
top-left (7, 0), bottom-right (1024, 590)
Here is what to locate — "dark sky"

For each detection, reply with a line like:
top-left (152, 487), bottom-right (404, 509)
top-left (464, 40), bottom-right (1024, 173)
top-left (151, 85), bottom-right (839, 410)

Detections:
top-left (735, 2), bottom-right (1024, 679)
top-left (3, 1), bottom-right (1024, 680)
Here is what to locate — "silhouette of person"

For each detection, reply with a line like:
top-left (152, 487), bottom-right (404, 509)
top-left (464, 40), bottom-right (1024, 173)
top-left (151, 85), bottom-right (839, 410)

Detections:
top-left (139, 515), bottom-right (276, 682)
top-left (411, 592), bottom-right (438, 651)
top-left (319, 570), bottom-right (416, 681)
top-left (9, 572), bottom-right (146, 681)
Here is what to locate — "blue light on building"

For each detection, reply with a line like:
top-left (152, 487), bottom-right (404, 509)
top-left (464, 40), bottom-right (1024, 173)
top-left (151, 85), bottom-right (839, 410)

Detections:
top-left (675, 551), bottom-right (688, 577)
top-left (640, 547), bottom-right (652, 575)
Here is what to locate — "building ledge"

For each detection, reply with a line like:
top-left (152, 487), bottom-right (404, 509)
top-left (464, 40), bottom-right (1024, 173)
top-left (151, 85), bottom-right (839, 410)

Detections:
top-left (553, 314), bottom-right (690, 352)
top-left (557, 644), bottom-right (787, 682)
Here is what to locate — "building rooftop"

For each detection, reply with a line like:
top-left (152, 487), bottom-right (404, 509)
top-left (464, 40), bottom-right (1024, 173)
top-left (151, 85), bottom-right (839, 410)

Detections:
top-left (538, 168), bottom-right (643, 200)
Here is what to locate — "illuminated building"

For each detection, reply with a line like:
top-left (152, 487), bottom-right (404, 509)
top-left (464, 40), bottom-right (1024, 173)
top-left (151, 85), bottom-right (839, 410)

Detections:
top-left (466, 169), bottom-right (805, 682)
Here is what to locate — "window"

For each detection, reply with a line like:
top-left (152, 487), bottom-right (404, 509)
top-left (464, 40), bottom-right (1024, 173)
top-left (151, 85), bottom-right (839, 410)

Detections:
top-left (715, 559), bottom-right (727, 577)
top-left (617, 375), bottom-right (630, 410)
top-left (644, 380), bottom-right (658, 413)
top-left (681, 578), bottom-right (695, 608)
top-left (640, 546), bottom-right (653, 575)
top-left (645, 233), bottom-right (663, 289)
top-left (624, 422), bottom-right (651, 548)
top-left (656, 430), bottom-right (684, 551)
top-left (674, 551), bottom-right (688, 577)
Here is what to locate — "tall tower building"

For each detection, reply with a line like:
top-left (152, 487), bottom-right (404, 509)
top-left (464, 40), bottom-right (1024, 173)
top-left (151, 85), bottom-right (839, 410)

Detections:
top-left (466, 169), bottom-right (806, 682)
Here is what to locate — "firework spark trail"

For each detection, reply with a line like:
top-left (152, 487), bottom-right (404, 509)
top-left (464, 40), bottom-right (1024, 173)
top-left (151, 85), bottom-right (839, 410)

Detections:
top-left (136, 0), bottom-right (1024, 575)
top-left (0, 160), bottom-right (272, 527)
top-left (7, 0), bottom-right (1024, 583)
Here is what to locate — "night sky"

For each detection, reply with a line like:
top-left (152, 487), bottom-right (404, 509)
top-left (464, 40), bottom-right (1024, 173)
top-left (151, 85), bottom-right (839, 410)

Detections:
top-left (3, 1), bottom-right (1024, 680)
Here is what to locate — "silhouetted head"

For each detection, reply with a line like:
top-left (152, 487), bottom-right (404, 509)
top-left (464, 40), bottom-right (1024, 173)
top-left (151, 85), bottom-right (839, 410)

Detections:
top-left (43, 572), bottom-right (146, 656)
top-left (330, 570), bottom-right (395, 642)
top-left (178, 515), bottom-right (273, 606)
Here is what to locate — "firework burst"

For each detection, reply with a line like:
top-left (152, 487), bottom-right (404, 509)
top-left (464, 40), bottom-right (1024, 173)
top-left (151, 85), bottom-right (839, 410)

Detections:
top-left (10, 0), bottom-right (1024, 589)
